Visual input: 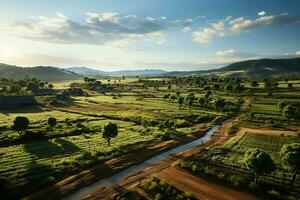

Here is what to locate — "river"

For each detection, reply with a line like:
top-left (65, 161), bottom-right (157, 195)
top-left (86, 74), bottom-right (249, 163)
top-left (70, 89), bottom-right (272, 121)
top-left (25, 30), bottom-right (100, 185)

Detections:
top-left (66, 125), bottom-right (220, 200)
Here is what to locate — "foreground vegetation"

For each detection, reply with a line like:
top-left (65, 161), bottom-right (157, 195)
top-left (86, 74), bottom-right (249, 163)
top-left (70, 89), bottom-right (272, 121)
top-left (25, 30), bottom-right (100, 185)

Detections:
top-left (140, 177), bottom-right (196, 200)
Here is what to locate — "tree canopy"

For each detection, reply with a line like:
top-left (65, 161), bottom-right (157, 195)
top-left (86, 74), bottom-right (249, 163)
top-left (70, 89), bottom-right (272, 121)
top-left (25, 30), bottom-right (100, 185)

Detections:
top-left (280, 143), bottom-right (300, 185)
top-left (102, 122), bottom-right (118, 146)
top-left (12, 116), bottom-right (30, 138)
top-left (243, 148), bottom-right (275, 184)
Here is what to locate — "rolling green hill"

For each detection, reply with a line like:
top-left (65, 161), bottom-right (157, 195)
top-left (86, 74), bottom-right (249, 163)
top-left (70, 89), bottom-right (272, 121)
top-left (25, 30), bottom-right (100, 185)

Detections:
top-left (0, 63), bottom-right (82, 81)
top-left (164, 58), bottom-right (300, 78)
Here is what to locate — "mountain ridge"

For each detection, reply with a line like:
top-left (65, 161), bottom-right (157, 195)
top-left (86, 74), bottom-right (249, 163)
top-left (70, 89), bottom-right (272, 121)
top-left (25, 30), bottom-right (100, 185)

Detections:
top-left (1, 57), bottom-right (300, 81)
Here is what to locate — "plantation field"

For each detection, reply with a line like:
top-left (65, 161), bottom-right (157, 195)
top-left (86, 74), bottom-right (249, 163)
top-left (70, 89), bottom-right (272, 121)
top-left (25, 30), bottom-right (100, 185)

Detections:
top-left (222, 132), bottom-right (300, 165)
top-left (0, 129), bottom-right (153, 196)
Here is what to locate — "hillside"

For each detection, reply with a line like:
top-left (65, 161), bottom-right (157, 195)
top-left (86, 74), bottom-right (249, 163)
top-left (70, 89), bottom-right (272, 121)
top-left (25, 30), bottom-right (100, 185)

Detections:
top-left (66, 67), bottom-right (108, 76)
top-left (164, 58), bottom-right (300, 78)
top-left (109, 69), bottom-right (166, 76)
top-left (0, 63), bottom-right (82, 81)
top-left (67, 67), bottom-right (166, 77)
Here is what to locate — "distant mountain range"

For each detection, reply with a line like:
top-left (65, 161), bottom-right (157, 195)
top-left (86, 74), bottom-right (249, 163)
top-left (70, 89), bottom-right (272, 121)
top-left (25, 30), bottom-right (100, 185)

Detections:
top-left (66, 67), bottom-right (166, 77)
top-left (1, 58), bottom-right (300, 81)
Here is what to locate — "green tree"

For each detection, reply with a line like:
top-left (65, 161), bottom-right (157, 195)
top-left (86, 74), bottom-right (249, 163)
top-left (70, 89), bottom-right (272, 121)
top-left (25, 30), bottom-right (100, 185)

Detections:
top-left (282, 104), bottom-right (296, 120)
top-left (163, 94), bottom-right (170, 101)
top-left (214, 98), bottom-right (226, 111)
top-left (177, 96), bottom-right (184, 108)
top-left (278, 101), bottom-right (287, 111)
top-left (26, 82), bottom-right (38, 91)
top-left (48, 83), bottom-right (54, 89)
top-left (12, 116), bottom-right (29, 138)
top-left (251, 81), bottom-right (259, 87)
top-left (280, 143), bottom-right (300, 186)
top-left (198, 97), bottom-right (205, 107)
top-left (48, 117), bottom-right (57, 130)
top-left (225, 85), bottom-right (233, 93)
top-left (39, 82), bottom-right (45, 88)
top-left (204, 90), bottom-right (212, 100)
top-left (188, 98), bottom-right (194, 108)
top-left (102, 122), bottom-right (118, 146)
top-left (243, 148), bottom-right (275, 184)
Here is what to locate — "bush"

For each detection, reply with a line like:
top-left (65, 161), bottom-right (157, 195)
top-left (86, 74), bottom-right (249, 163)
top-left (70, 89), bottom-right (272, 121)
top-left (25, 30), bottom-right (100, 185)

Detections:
top-left (229, 175), bottom-right (246, 187)
top-left (248, 182), bottom-right (261, 192)
top-left (227, 126), bottom-right (239, 135)
top-left (217, 172), bottom-right (226, 180)
top-left (267, 190), bottom-right (281, 199)
top-left (192, 164), bottom-right (198, 172)
top-left (154, 193), bottom-right (163, 200)
top-left (176, 119), bottom-right (192, 128)
top-left (141, 177), bottom-right (196, 200)
top-left (196, 115), bottom-right (214, 123)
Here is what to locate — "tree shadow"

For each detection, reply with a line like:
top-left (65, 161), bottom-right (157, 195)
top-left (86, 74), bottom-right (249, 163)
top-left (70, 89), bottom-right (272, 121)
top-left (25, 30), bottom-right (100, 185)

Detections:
top-left (23, 138), bottom-right (81, 159)
top-left (4, 160), bottom-right (57, 200)
top-left (0, 105), bottom-right (45, 114)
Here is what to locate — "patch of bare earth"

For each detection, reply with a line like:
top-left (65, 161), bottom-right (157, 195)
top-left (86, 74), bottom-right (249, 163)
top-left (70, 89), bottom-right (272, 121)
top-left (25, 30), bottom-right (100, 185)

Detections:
top-left (156, 166), bottom-right (260, 200)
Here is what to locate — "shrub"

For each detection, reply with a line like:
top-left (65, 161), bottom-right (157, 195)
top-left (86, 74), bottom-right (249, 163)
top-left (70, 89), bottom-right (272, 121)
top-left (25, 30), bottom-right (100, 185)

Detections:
top-left (217, 172), bottom-right (226, 180)
top-left (228, 126), bottom-right (239, 135)
top-left (196, 114), bottom-right (214, 123)
top-left (176, 119), bottom-right (192, 128)
top-left (154, 193), bottom-right (163, 200)
top-left (267, 190), bottom-right (281, 199)
top-left (248, 182), bottom-right (261, 192)
top-left (192, 164), bottom-right (198, 172)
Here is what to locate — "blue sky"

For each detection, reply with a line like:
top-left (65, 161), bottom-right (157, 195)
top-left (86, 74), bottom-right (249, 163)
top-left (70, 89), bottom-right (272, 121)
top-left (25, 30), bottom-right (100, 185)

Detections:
top-left (0, 0), bottom-right (299, 71)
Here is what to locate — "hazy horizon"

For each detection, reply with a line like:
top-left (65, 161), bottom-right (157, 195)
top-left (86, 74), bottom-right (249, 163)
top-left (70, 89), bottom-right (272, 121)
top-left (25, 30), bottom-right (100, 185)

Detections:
top-left (0, 0), bottom-right (300, 71)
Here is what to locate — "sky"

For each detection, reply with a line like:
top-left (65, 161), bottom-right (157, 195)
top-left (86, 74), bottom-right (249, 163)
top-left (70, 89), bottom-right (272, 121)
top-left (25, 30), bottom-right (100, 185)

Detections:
top-left (0, 0), bottom-right (300, 71)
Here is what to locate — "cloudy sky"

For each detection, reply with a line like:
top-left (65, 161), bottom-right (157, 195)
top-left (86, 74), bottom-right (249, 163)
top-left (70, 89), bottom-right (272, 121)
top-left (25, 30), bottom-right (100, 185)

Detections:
top-left (0, 0), bottom-right (300, 71)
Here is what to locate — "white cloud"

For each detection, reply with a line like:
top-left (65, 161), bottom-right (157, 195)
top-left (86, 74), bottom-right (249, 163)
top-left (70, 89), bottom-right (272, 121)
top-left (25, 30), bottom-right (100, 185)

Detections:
top-left (216, 49), bottom-right (258, 59)
top-left (0, 12), bottom-right (191, 47)
top-left (192, 28), bottom-right (216, 45)
top-left (193, 12), bottom-right (300, 45)
top-left (230, 12), bottom-right (300, 32)
top-left (296, 51), bottom-right (300, 56)
top-left (258, 11), bottom-right (266, 16)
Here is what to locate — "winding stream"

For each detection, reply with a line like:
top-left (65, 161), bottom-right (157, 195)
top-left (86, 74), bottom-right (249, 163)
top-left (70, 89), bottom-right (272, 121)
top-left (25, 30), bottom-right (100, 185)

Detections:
top-left (66, 125), bottom-right (220, 200)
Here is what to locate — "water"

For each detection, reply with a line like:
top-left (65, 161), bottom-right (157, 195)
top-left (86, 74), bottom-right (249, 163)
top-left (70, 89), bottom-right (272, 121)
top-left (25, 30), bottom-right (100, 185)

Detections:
top-left (66, 125), bottom-right (220, 200)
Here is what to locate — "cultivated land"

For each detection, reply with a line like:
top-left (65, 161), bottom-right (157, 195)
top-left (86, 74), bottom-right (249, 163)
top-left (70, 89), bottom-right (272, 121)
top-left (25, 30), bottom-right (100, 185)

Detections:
top-left (0, 76), bottom-right (300, 200)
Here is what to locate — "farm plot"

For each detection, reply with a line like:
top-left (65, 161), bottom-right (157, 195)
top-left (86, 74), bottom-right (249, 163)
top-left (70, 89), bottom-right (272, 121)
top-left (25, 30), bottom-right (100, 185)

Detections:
top-left (222, 132), bottom-right (300, 165)
top-left (0, 123), bottom-right (154, 197)
top-left (0, 110), bottom-right (107, 144)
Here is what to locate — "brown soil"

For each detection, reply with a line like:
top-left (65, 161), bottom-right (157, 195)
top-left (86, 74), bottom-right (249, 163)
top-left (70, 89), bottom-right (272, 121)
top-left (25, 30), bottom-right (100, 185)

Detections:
top-left (156, 166), bottom-right (260, 200)
top-left (237, 127), bottom-right (298, 136)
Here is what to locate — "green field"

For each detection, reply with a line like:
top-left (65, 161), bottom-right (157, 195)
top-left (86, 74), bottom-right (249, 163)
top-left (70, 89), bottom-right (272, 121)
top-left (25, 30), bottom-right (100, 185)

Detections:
top-left (222, 133), bottom-right (300, 165)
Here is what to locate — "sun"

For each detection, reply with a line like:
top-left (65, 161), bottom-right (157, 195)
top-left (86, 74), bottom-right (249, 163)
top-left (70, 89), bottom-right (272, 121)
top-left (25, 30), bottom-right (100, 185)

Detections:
top-left (0, 47), bottom-right (15, 58)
